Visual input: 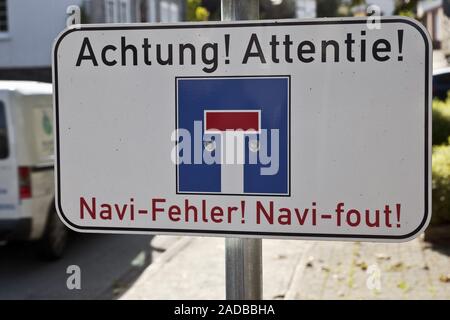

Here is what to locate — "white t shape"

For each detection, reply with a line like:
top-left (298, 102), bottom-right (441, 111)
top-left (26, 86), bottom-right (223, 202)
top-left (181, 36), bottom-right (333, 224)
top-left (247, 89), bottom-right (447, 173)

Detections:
top-left (221, 131), bottom-right (245, 193)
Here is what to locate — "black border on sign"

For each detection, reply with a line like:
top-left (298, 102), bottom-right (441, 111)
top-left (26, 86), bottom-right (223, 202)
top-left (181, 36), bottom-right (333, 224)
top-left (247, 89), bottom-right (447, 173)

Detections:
top-left (175, 75), bottom-right (291, 197)
top-left (53, 18), bottom-right (430, 240)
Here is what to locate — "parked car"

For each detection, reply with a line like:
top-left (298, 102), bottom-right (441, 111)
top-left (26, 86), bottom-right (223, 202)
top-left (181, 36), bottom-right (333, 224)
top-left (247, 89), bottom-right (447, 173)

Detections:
top-left (433, 67), bottom-right (450, 100)
top-left (0, 81), bottom-right (68, 259)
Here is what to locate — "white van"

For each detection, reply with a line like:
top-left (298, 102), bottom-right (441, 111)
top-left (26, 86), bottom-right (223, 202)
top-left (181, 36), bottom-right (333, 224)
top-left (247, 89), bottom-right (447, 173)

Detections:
top-left (0, 81), bottom-right (68, 259)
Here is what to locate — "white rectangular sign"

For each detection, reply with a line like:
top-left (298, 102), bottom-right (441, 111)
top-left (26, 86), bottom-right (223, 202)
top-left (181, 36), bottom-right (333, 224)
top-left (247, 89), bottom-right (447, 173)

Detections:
top-left (53, 17), bottom-right (431, 241)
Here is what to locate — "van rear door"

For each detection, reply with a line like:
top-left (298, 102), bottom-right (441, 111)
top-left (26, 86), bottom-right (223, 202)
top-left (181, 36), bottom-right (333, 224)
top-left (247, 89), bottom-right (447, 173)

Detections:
top-left (0, 98), bottom-right (19, 219)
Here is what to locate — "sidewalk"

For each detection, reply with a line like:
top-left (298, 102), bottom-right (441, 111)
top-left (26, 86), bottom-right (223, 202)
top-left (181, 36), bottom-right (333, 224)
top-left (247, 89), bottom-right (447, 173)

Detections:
top-left (120, 235), bottom-right (450, 300)
top-left (287, 237), bottom-right (450, 299)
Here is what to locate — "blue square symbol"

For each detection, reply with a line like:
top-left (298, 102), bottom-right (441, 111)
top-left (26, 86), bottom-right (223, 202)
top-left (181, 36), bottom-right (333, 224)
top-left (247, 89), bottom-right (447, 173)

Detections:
top-left (176, 76), bottom-right (290, 196)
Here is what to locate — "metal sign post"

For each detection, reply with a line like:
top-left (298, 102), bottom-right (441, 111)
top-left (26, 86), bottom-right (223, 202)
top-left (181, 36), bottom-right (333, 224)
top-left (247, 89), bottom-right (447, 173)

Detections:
top-left (221, 0), bottom-right (263, 300)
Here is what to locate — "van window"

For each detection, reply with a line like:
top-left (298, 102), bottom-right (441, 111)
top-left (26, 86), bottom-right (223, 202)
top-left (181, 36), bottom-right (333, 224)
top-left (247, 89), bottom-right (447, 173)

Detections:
top-left (0, 101), bottom-right (9, 159)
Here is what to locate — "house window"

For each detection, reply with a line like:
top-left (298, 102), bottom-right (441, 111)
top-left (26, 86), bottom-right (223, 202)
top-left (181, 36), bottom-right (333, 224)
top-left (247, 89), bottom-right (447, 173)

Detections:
top-left (105, 0), bottom-right (131, 23)
top-left (148, 0), bottom-right (157, 22)
top-left (0, 0), bottom-right (8, 32)
top-left (160, 0), bottom-right (179, 22)
top-left (0, 102), bottom-right (9, 159)
top-left (119, 0), bottom-right (131, 22)
top-left (105, 0), bottom-right (118, 23)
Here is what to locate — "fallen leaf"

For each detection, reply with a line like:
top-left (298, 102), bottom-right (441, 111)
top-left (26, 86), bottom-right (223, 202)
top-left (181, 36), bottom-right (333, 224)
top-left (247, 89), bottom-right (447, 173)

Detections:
top-left (355, 260), bottom-right (368, 271)
top-left (439, 274), bottom-right (450, 283)
top-left (375, 253), bottom-right (391, 261)
top-left (397, 280), bottom-right (410, 292)
top-left (321, 265), bottom-right (330, 272)
top-left (389, 262), bottom-right (406, 272)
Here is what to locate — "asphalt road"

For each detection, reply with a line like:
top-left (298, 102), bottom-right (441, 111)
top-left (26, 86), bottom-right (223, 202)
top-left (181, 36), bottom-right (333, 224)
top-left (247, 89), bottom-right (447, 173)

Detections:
top-left (0, 233), bottom-right (176, 299)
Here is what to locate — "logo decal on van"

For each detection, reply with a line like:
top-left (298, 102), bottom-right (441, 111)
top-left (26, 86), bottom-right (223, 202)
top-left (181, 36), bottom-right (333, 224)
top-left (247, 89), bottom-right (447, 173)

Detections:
top-left (42, 111), bottom-right (52, 136)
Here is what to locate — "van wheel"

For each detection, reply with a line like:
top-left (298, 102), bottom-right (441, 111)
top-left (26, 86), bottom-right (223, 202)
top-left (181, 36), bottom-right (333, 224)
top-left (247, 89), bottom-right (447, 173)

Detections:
top-left (39, 210), bottom-right (68, 260)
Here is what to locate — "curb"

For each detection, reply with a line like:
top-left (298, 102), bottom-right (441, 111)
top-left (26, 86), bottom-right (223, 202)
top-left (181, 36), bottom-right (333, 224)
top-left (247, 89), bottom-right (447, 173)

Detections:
top-left (284, 242), bottom-right (314, 300)
top-left (119, 236), bottom-right (194, 299)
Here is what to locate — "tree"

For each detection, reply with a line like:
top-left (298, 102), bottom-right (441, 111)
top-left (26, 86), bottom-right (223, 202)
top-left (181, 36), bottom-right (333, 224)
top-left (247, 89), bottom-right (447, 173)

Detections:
top-left (187, 0), bottom-right (210, 21)
top-left (316, 0), bottom-right (341, 17)
top-left (445, 0), bottom-right (450, 17)
top-left (351, 0), bottom-right (365, 5)
top-left (394, 0), bottom-right (419, 17)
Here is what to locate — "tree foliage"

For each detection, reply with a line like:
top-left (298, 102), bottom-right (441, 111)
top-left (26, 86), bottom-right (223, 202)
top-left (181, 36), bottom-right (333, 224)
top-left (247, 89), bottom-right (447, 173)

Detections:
top-left (394, 0), bottom-right (418, 17)
top-left (316, 0), bottom-right (341, 17)
top-left (187, 0), bottom-right (210, 21)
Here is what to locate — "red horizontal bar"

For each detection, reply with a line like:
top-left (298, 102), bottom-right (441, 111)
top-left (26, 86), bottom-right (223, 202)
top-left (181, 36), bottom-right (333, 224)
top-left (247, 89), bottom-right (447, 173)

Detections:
top-left (205, 111), bottom-right (259, 132)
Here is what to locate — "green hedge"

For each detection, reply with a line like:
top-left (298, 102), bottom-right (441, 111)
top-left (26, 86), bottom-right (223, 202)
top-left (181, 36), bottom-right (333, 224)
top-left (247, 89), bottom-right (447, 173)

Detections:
top-left (432, 97), bottom-right (450, 146)
top-left (432, 144), bottom-right (450, 225)
top-left (431, 96), bottom-right (450, 226)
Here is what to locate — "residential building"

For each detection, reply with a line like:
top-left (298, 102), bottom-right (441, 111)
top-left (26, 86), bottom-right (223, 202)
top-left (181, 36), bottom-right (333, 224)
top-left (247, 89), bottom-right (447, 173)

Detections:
top-left (0, 0), bottom-right (83, 82)
top-left (0, 0), bottom-right (186, 83)
top-left (146, 0), bottom-right (185, 22)
top-left (83, 0), bottom-right (145, 23)
top-left (296, 0), bottom-right (316, 18)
